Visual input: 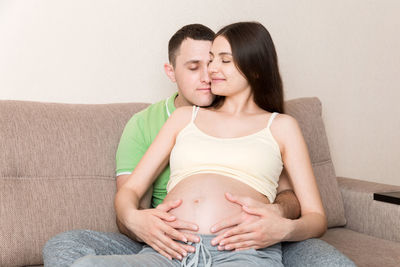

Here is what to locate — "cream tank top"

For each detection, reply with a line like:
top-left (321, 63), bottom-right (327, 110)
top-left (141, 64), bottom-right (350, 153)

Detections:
top-left (168, 106), bottom-right (283, 203)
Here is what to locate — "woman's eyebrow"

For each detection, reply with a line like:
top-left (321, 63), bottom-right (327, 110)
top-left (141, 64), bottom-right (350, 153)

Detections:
top-left (209, 51), bottom-right (232, 56)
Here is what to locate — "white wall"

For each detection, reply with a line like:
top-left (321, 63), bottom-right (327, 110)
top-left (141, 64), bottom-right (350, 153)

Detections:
top-left (1, 0), bottom-right (399, 186)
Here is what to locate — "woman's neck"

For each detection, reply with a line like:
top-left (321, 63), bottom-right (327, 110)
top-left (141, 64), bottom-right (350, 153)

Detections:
top-left (218, 92), bottom-right (261, 115)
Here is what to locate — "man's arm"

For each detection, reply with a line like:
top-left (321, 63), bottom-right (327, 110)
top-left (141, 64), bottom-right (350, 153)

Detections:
top-left (274, 168), bottom-right (301, 220)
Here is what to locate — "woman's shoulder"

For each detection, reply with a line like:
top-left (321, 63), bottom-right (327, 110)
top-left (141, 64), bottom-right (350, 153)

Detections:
top-left (171, 106), bottom-right (194, 119)
top-left (168, 106), bottom-right (195, 128)
top-left (273, 113), bottom-right (299, 129)
top-left (270, 113), bottom-right (302, 147)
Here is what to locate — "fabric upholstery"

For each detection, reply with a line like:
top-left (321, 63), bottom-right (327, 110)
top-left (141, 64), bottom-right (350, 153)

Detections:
top-left (322, 228), bottom-right (400, 267)
top-left (0, 101), bottom-right (149, 266)
top-left (338, 176), bottom-right (400, 242)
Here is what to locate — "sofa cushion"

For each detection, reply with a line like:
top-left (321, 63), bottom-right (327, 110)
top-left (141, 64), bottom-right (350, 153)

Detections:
top-left (322, 228), bottom-right (400, 267)
top-left (285, 97), bottom-right (346, 228)
top-left (0, 100), bottom-right (149, 266)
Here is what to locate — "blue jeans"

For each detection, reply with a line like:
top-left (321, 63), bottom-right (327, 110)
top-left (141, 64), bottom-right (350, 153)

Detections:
top-left (43, 229), bottom-right (356, 267)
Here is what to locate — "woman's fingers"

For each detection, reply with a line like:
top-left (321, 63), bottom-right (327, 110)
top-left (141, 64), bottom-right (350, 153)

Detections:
top-left (210, 212), bottom-right (243, 234)
top-left (224, 192), bottom-right (263, 208)
top-left (165, 219), bottom-right (199, 232)
top-left (242, 205), bottom-right (264, 216)
top-left (218, 233), bottom-right (259, 251)
top-left (156, 199), bottom-right (182, 213)
top-left (154, 237), bottom-right (185, 260)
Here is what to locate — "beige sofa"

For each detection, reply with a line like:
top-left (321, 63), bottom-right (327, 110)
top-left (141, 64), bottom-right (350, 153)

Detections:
top-left (0, 97), bottom-right (399, 267)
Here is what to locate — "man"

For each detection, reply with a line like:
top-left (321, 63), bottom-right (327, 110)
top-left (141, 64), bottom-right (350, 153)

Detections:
top-left (44, 24), bottom-right (354, 267)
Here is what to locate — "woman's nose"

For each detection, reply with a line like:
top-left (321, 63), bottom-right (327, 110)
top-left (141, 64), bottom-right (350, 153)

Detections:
top-left (208, 60), bottom-right (217, 74)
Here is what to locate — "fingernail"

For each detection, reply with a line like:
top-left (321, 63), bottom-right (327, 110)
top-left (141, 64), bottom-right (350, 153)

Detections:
top-left (225, 245), bottom-right (231, 250)
top-left (183, 237), bottom-right (187, 243)
top-left (218, 245), bottom-right (224, 250)
top-left (183, 251), bottom-right (187, 257)
top-left (178, 255), bottom-right (182, 260)
top-left (210, 227), bottom-right (216, 232)
top-left (220, 241), bottom-right (225, 245)
top-left (211, 240), bottom-right (216, 245)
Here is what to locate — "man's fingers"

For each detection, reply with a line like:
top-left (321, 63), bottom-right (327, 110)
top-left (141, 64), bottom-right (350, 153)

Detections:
top-left (156, 199), bottom-right (182, 212)
top-left (210, 213), bottom-right (242, 233)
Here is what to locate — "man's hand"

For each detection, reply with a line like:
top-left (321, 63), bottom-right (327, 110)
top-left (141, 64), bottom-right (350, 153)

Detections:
top-left (210, 193), bottom-right (292, 251)
top-left (125, 199), bottom-right (200, 260)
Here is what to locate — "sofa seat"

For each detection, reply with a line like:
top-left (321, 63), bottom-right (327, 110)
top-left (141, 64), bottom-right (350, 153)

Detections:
top-left (322, 228), bottom-right (400, 267)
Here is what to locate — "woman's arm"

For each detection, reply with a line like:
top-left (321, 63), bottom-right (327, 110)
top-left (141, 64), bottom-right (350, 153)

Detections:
top-left (114, 106), bottom-right (197, 260)
top-left (275, 114), bottom-right (327, 241)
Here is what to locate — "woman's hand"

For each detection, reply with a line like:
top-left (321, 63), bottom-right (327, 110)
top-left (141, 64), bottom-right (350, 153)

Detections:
top-left (210, 193), bottom-right (293, 251)
top-left (125, 199), bottom-right (199, 260)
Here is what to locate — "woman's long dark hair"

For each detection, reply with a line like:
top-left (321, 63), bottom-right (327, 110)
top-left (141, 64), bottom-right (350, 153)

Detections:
top-left (210, 22), bottom-right (284, 113)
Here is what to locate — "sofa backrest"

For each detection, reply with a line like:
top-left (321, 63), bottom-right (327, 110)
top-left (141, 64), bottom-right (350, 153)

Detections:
top-left (0, 100), bottom-right (149, 266)
top-left (285, 97), bottom-right (346, 227)
top-left (0, 97), bottom-right (346, 266)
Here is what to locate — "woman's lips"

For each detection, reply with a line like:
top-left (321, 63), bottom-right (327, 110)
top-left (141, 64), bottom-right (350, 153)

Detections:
top-left (211, 78), bottom-right (225, 83)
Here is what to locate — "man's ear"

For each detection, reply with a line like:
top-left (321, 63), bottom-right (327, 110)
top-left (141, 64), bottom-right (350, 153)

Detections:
top-left (164, 63), bottom-right (176, 83)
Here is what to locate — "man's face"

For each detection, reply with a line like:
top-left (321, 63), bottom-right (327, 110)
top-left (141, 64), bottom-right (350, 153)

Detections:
top-left (165, 38), bottom-right (214, 107)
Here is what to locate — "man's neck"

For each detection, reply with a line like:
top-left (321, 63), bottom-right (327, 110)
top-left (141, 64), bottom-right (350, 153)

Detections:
top-left (174, 94), bottom-right (191, 108)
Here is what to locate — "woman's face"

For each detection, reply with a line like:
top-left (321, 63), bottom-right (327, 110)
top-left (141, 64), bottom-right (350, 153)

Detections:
top-left (208, 36), bottom-right (250, 97)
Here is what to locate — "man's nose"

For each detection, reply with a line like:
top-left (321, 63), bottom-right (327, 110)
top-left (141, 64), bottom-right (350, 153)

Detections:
top-left (201, 67), bottom-right (211, 83)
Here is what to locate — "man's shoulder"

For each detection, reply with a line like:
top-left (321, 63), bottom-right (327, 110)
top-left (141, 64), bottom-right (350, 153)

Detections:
top-left (128, 98), bottom-right (168, 122)
top-left (124, 96), bottom-right (173, 134)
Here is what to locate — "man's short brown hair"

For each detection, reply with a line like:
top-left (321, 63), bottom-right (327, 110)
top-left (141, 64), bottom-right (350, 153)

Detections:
top-left (168, 24), bottom-right (214, 66)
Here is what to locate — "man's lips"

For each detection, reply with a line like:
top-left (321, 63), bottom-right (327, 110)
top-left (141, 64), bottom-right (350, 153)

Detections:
top-left (197, 87), bottom-right (211, 90)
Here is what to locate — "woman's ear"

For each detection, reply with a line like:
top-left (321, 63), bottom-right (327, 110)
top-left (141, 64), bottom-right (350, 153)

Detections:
top-left (164, 63), bottom-right (176, 83)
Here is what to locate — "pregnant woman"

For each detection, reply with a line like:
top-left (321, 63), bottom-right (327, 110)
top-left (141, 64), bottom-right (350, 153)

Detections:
top-left (74, 21), bottom-right (327, 267)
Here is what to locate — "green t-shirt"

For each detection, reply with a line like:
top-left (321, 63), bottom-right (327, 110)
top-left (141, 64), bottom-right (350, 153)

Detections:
top-left (116, 92), bottom-right (178, 208)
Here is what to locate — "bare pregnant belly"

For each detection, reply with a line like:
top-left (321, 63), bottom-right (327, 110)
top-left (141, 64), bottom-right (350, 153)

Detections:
top-left (163, 173), bottom-right (270, 235)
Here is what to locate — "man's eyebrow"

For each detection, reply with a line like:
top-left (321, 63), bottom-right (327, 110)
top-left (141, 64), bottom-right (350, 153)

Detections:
top-left (184, 60), bottom-right (200, 65)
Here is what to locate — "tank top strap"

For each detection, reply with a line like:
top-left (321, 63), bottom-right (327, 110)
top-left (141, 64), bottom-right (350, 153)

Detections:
top-left (191, 106), bottom-right (200, 122)
top-left (267, 112), bottom-right (279, 129)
